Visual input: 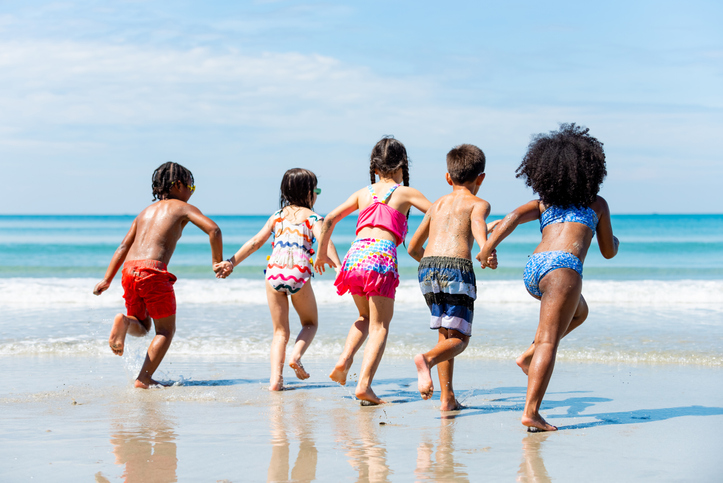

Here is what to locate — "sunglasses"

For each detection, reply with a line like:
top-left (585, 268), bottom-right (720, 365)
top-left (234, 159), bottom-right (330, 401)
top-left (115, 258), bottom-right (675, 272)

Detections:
top-left (314, 188), bottom-right (321, 195)
top-left (177, 181), bottom-right (196, 193)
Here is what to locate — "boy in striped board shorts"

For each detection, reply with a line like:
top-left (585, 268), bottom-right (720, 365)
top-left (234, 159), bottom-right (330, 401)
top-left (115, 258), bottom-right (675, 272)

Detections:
top-left (408, 144), bottom-right (497, 412)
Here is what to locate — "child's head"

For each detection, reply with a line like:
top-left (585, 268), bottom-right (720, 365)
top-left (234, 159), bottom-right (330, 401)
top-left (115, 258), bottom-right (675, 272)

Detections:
top-left (369, 136), bottom-right (409, 187)
top-left (152, 162), bottom-right (194, 201)
top-left (280, 168), bottom-right (318, 210)
top-left (516, 123), bottom-right (606, 208)
top-left (446, 144), bottom-right (486, 185)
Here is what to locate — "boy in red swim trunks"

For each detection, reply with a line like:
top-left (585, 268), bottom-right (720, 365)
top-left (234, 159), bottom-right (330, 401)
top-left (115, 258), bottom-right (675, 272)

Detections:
top-left (93, 162), bottom-right (223, 388)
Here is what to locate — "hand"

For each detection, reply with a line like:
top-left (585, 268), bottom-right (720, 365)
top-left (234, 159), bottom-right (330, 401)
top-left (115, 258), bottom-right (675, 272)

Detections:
top-left (487, 219), bottom-right (502, 233)
top-left (476, 249), bottom-right (498, 269)
top-left (93, 279), bottom-right (110, 296)
top-left (314, 253), bottom-right (336, 275)
top-left (213, 261), bottom-right (233, 279)
top-left (486, 249), bottom-right (498, 269)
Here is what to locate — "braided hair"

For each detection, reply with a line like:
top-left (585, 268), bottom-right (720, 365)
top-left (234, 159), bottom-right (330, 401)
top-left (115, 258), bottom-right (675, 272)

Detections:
top-left (369, 136), bottom-right (411, 225)
top-left (516, 123), bottom-right (606, 208)
top-left (369, 136), bottom-right (409, 187)
top-left (152, 162), bottom-right (194, 201)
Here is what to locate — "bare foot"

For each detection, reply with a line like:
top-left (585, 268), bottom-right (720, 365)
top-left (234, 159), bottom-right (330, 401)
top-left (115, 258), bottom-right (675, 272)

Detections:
top-left (269, 375), bottom-right (284, 391)
top-left (356, 386), bottom-right (385, 405)
top-left (414, 353), bottom-right (434, 400)
top-left (134, 378), bottom-right (169, 389)
top-left (109, 314), bottom-right (130, 356)
top-left (521, 414), bottom-right (557, 432)
top-left (289, 360), bottom-right (310, 380)
top-left (440, 399), bottom-right (465, 412)
top-left (516, 343), bottom-right (535, 375)
top-left (329, 359), bottom-right (351, 385)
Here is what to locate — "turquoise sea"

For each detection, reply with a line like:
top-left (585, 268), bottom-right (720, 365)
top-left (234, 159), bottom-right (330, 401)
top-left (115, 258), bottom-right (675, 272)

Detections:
top-left (0, 214), bottom-right (721, 366)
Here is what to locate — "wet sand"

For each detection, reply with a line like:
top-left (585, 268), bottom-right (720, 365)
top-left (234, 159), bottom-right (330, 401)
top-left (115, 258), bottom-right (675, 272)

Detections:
top-left (1, 354), bottom-right (722, 482)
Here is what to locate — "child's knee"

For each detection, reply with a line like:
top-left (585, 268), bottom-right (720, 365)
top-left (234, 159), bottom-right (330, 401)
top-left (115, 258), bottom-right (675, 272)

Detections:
top-left (274, 327), bottom-right (291, 340)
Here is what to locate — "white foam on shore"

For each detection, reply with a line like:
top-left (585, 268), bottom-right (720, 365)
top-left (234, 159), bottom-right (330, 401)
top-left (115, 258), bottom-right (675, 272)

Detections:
top-left (1, 335), bottom-right (720, 366)
top-left (1, 277), bottom-right (722, 308)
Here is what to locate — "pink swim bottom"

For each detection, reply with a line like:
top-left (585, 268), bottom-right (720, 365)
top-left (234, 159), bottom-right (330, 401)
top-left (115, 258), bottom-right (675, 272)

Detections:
top-left (334, 238), bottom-right (399, 299)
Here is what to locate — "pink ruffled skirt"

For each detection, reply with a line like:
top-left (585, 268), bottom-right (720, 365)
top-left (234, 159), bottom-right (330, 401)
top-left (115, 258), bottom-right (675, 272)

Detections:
top-left (335, 238), bottom-right (399, 299)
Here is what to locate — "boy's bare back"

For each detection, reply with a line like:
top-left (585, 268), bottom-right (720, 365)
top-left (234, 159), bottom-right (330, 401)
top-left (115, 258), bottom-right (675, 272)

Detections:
top-left (423, 189), bottom-right (491, 261)
top-left (127, 199), bottom-right (202, 265)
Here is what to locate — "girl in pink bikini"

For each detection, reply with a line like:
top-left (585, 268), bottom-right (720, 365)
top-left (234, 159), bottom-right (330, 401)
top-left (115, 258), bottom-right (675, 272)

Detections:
top-left (215, 168), bottom-right (341, 391)
top-left (315, 137), bottom-right (432, 405)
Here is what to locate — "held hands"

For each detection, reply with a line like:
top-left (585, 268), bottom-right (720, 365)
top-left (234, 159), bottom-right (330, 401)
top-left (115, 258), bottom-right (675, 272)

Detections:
top-left (314, 253), bottom-right (337, 275)
top-left (477, 248), bottom-right (498, 269)
top-left (213, 261), bottom-right (234, 279)
top-left (93, 279), bottom-right (110, 295)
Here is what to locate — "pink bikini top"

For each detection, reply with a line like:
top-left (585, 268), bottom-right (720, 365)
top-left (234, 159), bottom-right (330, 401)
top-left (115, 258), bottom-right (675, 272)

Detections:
top-left (356, 184), bottom-right (408, 246)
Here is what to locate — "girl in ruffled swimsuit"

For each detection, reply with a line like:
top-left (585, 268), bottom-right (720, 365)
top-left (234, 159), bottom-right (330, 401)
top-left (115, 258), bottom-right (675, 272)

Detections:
top-left (480, 124), bottom-right (619, 432)
top-left (315, 137), bottom-right (431, 405)
top-left (215, 168), bottom-right (341, 391)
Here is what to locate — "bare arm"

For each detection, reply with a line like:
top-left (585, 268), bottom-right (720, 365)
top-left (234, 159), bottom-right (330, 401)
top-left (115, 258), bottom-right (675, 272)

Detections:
top-left (593, 196), bottom-right (619, 259)
top-left (480, 200), bottom-right (541, 265)
top-left (214, 216), bottom-right (274, 278)
top-left (93, 219), bottom-right (137, 295)
top-left (314, 191), bottom-right (361, 274)
top-left (186, 205), bottom-right (223, 264)
top-left (407, 210), bottom-right (431, 262)
top-left (312, 220), bottom-right (342, 270)
top-left (471, 201), bottom-right (496, 268)
top-left (404, 187), bottom-right (433, 214)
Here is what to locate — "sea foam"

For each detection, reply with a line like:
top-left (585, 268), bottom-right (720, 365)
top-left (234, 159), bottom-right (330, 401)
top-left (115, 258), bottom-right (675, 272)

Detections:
top-left (1, 277), bottom-right (722, 308)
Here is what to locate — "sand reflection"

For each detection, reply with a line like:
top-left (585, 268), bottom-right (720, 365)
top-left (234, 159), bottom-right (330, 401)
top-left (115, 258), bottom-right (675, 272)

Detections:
top-left (103, 399), bottom-right (178, 483)
top-left (332, 406), bottom-right (391, 483)
top-left (414, 417), bottom-right (469, 482)
top-left (267, 395), bottom-right (318, 482)
top-left (516, 432), bottom-right (552, 483)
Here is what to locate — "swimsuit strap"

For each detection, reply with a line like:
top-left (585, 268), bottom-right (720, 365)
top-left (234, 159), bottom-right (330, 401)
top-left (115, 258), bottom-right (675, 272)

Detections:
top-left (367, 185), bottom-right (379, 203)
top-left (378, 183), bottom-right (402, 204)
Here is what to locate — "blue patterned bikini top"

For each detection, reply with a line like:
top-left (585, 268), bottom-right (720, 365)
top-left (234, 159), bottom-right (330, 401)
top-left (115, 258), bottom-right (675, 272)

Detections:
top-left (539, 205), bottom-right (598, 236)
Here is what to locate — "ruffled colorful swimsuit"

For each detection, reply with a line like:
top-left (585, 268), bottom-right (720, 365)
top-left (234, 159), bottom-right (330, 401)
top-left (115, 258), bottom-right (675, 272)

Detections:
top-left (335, 184), bottom-right (407, 300)
top-left (266, 210), bottom-right (322, 295)
top-left (523, 205), bottom-right (598, 297)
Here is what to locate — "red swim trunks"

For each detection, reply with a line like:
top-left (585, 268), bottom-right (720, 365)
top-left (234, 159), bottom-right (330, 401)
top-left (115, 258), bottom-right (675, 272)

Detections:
top-left (121, 260), bottom-right (177, 320)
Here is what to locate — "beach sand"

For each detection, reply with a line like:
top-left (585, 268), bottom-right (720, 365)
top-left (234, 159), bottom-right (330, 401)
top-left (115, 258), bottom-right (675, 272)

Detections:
top-left (1, 353), bottom-right (721, 482)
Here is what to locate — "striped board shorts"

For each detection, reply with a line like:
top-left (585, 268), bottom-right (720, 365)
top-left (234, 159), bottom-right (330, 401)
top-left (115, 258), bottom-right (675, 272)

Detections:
top-left (418, 256), bottom-right (477, 336)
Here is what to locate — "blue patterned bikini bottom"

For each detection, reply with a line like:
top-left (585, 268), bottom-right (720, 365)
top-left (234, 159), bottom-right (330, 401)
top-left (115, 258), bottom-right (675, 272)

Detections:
top-left (523, 251), bottom-right (583, 297)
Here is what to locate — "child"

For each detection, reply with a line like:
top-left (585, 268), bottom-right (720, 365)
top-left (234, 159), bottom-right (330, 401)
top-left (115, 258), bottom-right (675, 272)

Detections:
top-left (314, 136), bottom-right (432, 405)
top-left (214, 168), bottom-right (341, 391)
top-left (407, 144), bottom-right (496, 412)
top-left (93, 162), bottom-right (223, 388)
top-left (479, 124), bottom-right (619, 432)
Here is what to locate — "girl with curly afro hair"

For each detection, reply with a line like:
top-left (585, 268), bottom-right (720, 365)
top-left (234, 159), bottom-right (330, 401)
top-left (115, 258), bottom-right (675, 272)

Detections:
top-left (480, 123), bottom-right (619, 432)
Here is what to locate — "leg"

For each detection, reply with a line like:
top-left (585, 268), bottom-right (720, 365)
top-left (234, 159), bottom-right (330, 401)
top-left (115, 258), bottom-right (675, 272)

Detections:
top-left (415, 328), bottom-right (469, 405)
top-left (517, 294), bottom-right (588, 375)
top-left (108, 313), bottom-right (151, 356)
top-left (521, 269), bottom-right (582, 431)
top-left (288, 282), bottom-right (318, 380)
top-left (267, 281), bottom-right (291, 391)
top-left (329, 294), bottom-right (370, 385)
top-left (134, 314), bottom-right (176, 388)
top-left (355, 295), bottom-right (394, 404)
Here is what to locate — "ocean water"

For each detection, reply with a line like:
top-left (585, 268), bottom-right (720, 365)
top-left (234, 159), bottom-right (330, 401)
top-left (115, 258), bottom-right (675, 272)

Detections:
top-left (0, 214), bottom-right (721, 368)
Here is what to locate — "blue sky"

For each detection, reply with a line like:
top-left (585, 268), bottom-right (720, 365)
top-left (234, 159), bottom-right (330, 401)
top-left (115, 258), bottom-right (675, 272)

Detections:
top-left (2, 0), bottom-right (721, 215)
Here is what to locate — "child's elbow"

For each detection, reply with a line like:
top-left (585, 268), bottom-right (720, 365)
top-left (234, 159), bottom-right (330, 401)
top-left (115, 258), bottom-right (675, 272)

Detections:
top-left (601, 237), bottom-right (619, 259)
top-left (408, 247), bottom-right (423, 261)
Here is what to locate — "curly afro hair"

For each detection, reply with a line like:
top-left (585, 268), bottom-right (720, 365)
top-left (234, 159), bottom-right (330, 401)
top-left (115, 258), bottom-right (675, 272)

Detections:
top-left (516, 123), bottom-right (606, 208)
